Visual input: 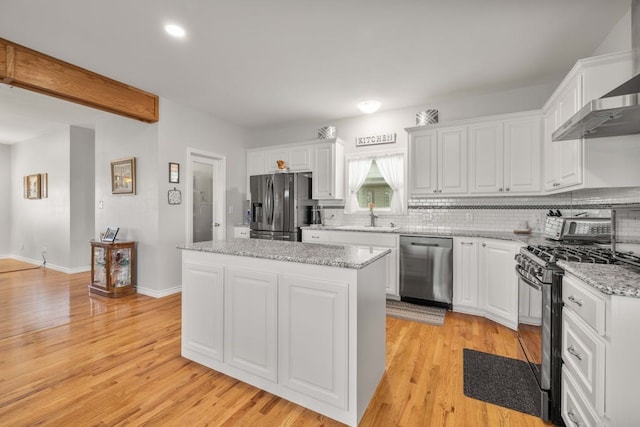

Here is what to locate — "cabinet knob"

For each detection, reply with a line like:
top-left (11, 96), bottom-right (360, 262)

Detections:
top-left (567, 295), bottom-right (583, 307)
top-left (312, 235), bottom-right (319, 239)
top-left (498, 188), bottom-right (503, 192)
top-left (433, 189), bottom-right (438, 193)
top-left (482, 243), bottom-right (486, 247)
top-left (505, 187), bottom-right (510, 192)
top-left (567, 409), bottom-right (581, 426)
top-left (438, 189), bottom-right (442, 193)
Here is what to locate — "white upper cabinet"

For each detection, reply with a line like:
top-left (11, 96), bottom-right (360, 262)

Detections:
top-left (288, 144), bottom-right (313, 171)
top-left (544, 74), bottom-right (583, 191)
top-left (469, 113), bottom-right (541, 195)
top-left (313, 139), bottom-right (344, 200)
top-left (409, 125), bottom-right (467, 195)
top-left (503, 115), bottom-right (542, 193)
top-left (544, 51), bottom-right (639, 193)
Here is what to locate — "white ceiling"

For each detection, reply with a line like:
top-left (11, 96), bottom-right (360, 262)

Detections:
top-left (0, 0), bottom-right (631, 143)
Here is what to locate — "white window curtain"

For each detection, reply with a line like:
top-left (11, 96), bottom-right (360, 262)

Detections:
top-left (344, 158), bottom-right (372, 213)
top-left (375, 154), bottom-right (404, 214)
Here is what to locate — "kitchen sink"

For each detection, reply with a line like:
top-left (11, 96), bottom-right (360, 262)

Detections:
top-left (335, 225), bottom-right (401, 232)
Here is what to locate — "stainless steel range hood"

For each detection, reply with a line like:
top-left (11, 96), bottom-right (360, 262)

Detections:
top-left (553, 1), bottom-right (640, 141)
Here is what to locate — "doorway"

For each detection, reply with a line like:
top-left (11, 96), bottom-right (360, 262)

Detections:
top-left (186, 149), bottom-right (226, 244)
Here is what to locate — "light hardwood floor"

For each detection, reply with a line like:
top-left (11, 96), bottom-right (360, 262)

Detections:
top-left (0, 260), bottom-right (547, 426)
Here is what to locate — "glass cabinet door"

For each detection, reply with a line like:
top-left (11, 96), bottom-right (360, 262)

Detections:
top-left (93, 246), bottom-right (106, 286)
top-left (110, 248), bottom-right (131, 287)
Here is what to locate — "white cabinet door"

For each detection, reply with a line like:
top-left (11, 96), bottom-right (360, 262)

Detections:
top-left (504, 115), bottom-right (541, 193)
top-left (553, 74), bottom-right (583, 190)
top-left (468, 121), bottom-right (503, 194)
top-left (313, 140), bottom-right (344, 200)
top-left (233, 226), bottom-right (250, 239)
top-left (409, 129), bottom-right (438, 195)
top-left (182, 262), bottom-right (225, 363)
top-left (247, 150), bottom-right (266, 177)
top-left (265, 148), bottom-right (289, 173)
top-left (225, 268), bottom-right (278, 381)
top-left (438, 126), bottom-right (468, 194)
top-left (279, 275), bottom-right (348, 410)
top-left (543, 110), bottom-right (558, 190)
top-left (288, 144), bottom-right (313, 171)
top-left (452, 238), bottom-right (480, 313)
top-left (479, 239), bottom-right (519, 330)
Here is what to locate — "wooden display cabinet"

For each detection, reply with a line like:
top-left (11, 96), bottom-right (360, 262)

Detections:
top-left (89, 240), bottom-right (136, 297)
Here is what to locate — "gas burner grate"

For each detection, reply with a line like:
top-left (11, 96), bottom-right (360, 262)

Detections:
top-left (524, 244), bottom-right (640, 266)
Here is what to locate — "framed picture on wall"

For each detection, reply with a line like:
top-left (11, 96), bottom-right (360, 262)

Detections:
top-left (169, 162), bottom-right (180, 183)
top-left (111, 157), bottom-right (136, 194)
top-left (24, 174), bottom-right (41, 199)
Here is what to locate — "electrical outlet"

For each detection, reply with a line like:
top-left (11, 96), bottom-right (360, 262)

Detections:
top-left (465, 213), bottom-right (473, 222)
top-left (98, 200), bottom-right (103, 209)
top-left (423, 213), bottom-right (433, 222)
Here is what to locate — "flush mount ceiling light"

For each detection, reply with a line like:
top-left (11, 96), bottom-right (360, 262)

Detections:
top-left (357, 100), bottom-right (381, 114)
top-left (165, 24), bottom-right (186, 38)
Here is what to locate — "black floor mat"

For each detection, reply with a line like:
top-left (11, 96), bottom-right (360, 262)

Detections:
top-left (463, 348), bottom-right (541, 417)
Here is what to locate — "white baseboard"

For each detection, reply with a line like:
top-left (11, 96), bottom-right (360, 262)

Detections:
top-left (137, 285), bottom-right (182, 298)
top-left (8, 255), bottom-right (90, 274)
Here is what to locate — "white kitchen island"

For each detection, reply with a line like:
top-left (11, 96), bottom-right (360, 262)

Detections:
top-left (178, 239), bottom-right (390, 426)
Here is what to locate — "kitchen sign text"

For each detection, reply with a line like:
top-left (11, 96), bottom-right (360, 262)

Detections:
top-left (355, 133), bottom-right (396, 147)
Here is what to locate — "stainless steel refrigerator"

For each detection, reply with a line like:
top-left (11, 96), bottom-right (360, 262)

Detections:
top-left (249, 173), bottom-right (312, 241)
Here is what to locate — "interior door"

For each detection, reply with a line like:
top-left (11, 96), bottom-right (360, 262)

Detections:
top-left (188, 150), bottom-right (226, 243)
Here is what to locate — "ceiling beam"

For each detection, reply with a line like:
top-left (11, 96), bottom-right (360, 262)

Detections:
top-left (0, 37), bottom-right (158, 123)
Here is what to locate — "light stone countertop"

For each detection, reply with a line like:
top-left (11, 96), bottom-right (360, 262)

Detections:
top-left (177, 239), bottom-right (390, 270)
top-left (303, 225), bottom-right (554, 246)
top-left (557, 261), bottom-right (640, 298)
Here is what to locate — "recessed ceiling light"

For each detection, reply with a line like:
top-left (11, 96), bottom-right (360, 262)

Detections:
top-left (165, 24), bottom-right (186, 38)
top-left (357, 100), bottom-right (381, 114)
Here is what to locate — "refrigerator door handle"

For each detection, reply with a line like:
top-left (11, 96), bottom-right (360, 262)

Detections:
top-left (266, 177), bottom-right (275, 224)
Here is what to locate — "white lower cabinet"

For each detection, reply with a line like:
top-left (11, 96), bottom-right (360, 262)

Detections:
top-left (561, 273), bottom-right (640, 426)
top-left (302, 229), bottom-right (399, 297)
top-left (479, 239), bottom-right (519, 330)
top-left (225, 268), bottom-right (278, 381)
top-left (452, 238), bottom-right (480, 315)
top-left (181, 261), bottom-right (225, 364)
top-left (279, 275), bottom-right (348, 409)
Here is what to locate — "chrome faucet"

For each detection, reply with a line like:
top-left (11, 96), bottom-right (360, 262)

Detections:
top-left (370, 209), bottom-right (378, 227)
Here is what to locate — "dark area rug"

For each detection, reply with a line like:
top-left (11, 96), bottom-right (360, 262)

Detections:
top-left (463, 348), bottom-right (540, 417)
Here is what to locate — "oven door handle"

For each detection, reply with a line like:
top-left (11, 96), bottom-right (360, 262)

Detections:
top-left (515, 265), bottom-right (543, 292)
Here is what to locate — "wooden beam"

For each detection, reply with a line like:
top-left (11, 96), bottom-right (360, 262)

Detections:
top-left (0, 38), bottom-right (158, 123)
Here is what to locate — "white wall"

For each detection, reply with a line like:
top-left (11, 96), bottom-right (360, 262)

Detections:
top-left (156, 98), bottom-right (247, 295)
top-left (592, 9), bottom-right (631, 57)
top-left (7, 125), bottom-right (95, 271)
top-left (69, 126), bottom-right (95, 268)
top-left (94, 98), bottom-right (247, 297)
top-left (94, 113), bottom-right (160, 294)
top-left (247, 81), bottom-right (557, 159)
top-left (0, 144), bottom-right (10, 257)
top-left (11, 126), bottom-right (71, 268)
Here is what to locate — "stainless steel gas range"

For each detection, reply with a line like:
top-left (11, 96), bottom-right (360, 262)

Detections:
top-left (515, 218), bottom-right (640, 425)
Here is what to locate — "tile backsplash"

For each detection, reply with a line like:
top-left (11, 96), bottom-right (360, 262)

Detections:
top-left (319, 187), bottom-right (640, 242)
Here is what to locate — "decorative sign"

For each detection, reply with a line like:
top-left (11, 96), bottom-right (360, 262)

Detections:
top-left (355, 133), bottom-right (396, 147)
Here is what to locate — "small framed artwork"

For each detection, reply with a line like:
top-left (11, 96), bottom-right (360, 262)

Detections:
top-left (168, 187), bottom-right (182, 205)
top-left (169, 162), bottom-right (180, 183)
top-left (102, 226), bottom-right (120, 242)
top-left (24, 174), bottom-right (41, 199)
top-left (111, 157), bottom-right (136, 194)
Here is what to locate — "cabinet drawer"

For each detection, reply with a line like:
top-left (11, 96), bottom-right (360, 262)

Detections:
top-left (562, 308), bottom-right (605, 414)
top-left (562, 366), bottom-right (601, 427)
top-left (233, 227), bottom-right (250, 239)
top-left (563, 275), bottom-right (606, 335)
top-left (302, 229), bottom-right (331, 243)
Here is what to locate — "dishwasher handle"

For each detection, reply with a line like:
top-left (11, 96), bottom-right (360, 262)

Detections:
top-left (410, 242), bottom-right (441, 247)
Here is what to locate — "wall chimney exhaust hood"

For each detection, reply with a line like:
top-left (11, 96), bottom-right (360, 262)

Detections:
top-left (553, 1), bottom-right (640, 142)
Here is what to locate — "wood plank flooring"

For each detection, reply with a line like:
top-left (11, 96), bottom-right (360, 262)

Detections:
top-left (0, 260), bottom-right (547, 426)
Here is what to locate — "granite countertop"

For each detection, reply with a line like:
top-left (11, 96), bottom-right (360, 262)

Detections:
top-left (303, 225), bottom-right (551, 246)
top-left (558, 261), bottom-right (640, 298)
top-left (178, 239), bottom-right (391, 270)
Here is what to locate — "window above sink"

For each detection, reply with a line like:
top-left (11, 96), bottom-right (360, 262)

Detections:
top-left (345, 151), bottom-right (406, 215)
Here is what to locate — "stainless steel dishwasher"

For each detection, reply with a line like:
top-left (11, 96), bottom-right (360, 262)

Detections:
top-left (399, 235), bottom-right (453, 308)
